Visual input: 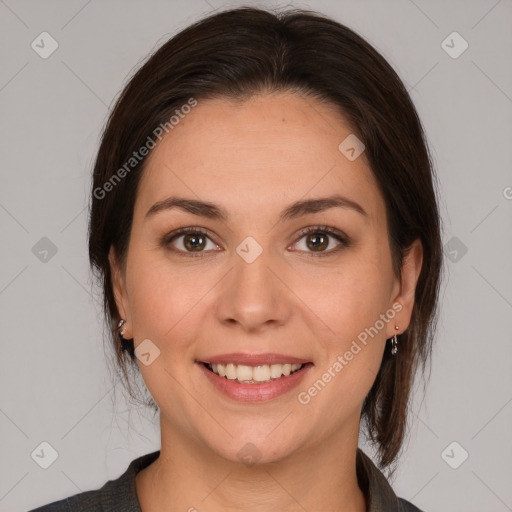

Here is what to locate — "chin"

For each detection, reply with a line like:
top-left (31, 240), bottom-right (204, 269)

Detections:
top-left (200, 425), bottom-right (306, 467)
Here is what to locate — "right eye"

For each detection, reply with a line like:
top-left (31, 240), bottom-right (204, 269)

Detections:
top-left (163, 227), bottom-right (221, 256)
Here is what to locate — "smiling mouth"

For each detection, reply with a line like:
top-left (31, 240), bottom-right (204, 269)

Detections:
top-left (202, 362), bottom-right (308, 384)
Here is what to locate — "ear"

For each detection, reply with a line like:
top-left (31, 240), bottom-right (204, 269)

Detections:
top-left (387, 238), bottom-right (423, 337)
top-left (108, 246), bottom-right (132, 336)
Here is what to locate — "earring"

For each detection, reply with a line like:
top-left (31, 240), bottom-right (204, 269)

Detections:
top-left (117, 319), bottom-right (135, 357)
top-left (391, 325), bottom-right (399, 356)
top-left (117, 319), bottom-right (127, 339)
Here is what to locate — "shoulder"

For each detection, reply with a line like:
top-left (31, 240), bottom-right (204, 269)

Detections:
top-left (27, 489), bottom-right (101, 511)
top-left (356, 448), bottom-right (425, 512)
top-left (28, 451), bottom-right (160, 512)
top-left (398, 497), bottom-right (425, 511)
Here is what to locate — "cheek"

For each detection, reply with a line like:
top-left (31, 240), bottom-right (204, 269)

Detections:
top-left (125, 251), bottom-right (187, 338)
top-left (125, 249), bottom-right (223, 356)
top-left (124, 254), bottom-right (210, 407)
top-left (290, 251), bottom-right (393, 347)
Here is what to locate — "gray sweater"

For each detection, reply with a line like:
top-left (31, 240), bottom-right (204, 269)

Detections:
top-left (28, 449), bottom-right (423, 511)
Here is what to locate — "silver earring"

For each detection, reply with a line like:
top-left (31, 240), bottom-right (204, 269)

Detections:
top-left (117, 319), bottom-right (127, 338)
top-left (391, 325), bottom-right (399, 356)
top-left (117, 319), bottom-right (134, 356)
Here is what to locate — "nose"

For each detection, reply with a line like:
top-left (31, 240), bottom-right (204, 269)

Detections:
top-left (215, 247), bottom-right (292, 334)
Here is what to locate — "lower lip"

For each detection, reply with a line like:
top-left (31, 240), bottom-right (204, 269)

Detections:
top-left (198, 363), bottom-right (313, 402)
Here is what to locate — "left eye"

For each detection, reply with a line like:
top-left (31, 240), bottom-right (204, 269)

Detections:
top-left (291, 228), bottom-right (347, 255)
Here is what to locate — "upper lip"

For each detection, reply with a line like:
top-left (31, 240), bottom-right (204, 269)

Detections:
top-left (198, 353), bottom-right (311, 366)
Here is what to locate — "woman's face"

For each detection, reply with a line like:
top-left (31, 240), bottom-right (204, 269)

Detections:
top-left (110, 91), bottom-right (422, 464)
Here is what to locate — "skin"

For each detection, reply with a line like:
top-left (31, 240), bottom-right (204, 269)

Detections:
top-left (109, 91), bottom-right (423, 512)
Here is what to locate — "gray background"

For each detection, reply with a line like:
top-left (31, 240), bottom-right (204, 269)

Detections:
top-left (1, 0), bottom-right (511, 510)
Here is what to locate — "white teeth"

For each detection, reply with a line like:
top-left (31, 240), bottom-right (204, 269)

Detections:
top-left (270, 364), bottom-right (283, 378)
top-left (225, 363), bottom-right (237, 380)
top-left (207, 362), bottom-right (304, 383)
top-left (253, 365), bottom-right (271, 382)
top-left (236, 365), bottom-right (253, 381)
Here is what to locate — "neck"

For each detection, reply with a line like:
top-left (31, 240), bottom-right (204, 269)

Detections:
top-left (136, 418), bottom-right (367, 512)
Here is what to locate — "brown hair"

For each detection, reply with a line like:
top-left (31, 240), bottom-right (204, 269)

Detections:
top-left (88, 6), bottom-right (443, 472)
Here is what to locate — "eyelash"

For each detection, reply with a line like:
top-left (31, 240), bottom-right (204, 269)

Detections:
top-left (161, 225), bottom-right (350, 259)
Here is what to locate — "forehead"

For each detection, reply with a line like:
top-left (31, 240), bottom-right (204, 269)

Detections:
top-left (136, 92), bottom-right (383, 222)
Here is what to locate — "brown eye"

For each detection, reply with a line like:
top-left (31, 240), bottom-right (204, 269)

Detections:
top-left (164, 228), bottom-right (220, 256)
top-left (305, 232), bottom-right (329, 252)
top-left (292, 226), bottom-right (349, 256)
top-left (183, 233), bottom-right (207, 251)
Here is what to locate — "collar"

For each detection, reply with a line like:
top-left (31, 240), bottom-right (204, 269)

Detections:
top-left (356, 448), bottom-right (405, 511)
top-left (105, 448), bottom-right (417, 512)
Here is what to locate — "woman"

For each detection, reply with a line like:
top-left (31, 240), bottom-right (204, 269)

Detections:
top-left (31, 6), bottom-right (442, 511)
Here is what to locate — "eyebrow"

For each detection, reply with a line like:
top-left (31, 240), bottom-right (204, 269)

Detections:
top-left (145, 194), bottom-right (368, 222)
